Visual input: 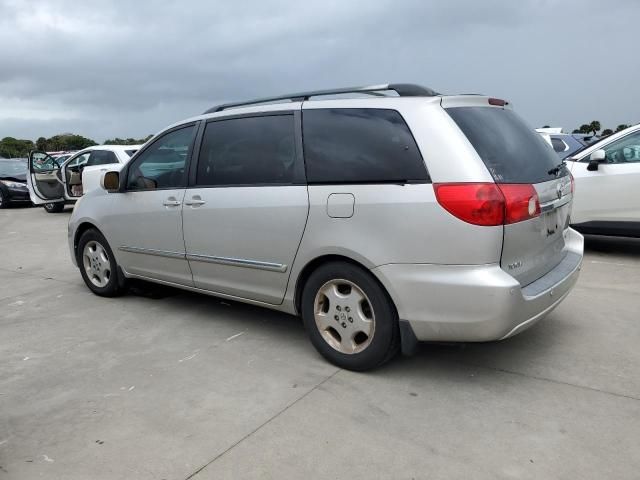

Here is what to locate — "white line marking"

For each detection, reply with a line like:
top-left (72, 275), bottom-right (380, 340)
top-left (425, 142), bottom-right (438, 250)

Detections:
top-left (178, 350), bottom-right (200, 362)
top-left (41, 454), bottom-right (54, 462)
top-left (590, 260), bottom-right (632, 267)
top-left (226, 331), bottom-right (245, 342)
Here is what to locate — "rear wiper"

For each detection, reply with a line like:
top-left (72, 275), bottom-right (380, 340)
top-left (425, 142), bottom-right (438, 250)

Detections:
top-left (547, 160), bottom-right (566, 176)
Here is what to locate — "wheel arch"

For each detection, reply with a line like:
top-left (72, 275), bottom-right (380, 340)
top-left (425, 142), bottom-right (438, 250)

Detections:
top-left (73, 221), bottom-right (104, 258)
top-left (293, 254), bottom-right (396, 316)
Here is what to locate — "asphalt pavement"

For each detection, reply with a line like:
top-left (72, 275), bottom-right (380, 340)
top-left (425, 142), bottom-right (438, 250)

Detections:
top-left (1, 206), bottom-right (639, 479)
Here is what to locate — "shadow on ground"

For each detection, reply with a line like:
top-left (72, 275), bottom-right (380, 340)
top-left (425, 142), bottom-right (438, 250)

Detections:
top-left (583, 234), bottom-right (640, 257)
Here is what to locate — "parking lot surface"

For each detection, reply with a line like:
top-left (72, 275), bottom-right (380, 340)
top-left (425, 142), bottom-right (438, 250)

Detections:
top-left (1, 206), bottom-right (639, 479)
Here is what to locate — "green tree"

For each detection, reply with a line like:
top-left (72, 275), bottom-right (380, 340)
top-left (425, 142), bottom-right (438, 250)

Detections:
top-left (602, 128), bottom-right (613, 136)
top-left (578, 124), bottom-right (591, 134)
top-left (0, 137), bottom-right (35, 158)
top-left (616, 124), bottom-right (631, 132)
top-left (103, 135), bottom-right (153, 145)
top-left (588, 120), bottom-right (601, 136)
top-left (36, 137), bottom-right (47, 151)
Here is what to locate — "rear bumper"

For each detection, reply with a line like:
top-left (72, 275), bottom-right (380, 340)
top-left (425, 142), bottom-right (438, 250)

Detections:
top-left (373, 228), bottom-right (584, 343)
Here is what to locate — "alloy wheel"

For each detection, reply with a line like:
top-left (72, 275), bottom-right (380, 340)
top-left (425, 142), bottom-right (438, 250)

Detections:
top-left (82, 240), bottom-right (111, 288)
top-left (313, 279), bottom-right (375, 354)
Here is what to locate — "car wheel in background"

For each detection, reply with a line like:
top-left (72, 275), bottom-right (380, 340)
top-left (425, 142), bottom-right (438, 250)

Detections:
top-left (301, 261), bottom-right (400, 371)
top-left (0, 190), bottom-right (6, 209)
top-left (77, 228), bottom-right (124, 297)
top-left (43, 202), bottom-right (64, 213)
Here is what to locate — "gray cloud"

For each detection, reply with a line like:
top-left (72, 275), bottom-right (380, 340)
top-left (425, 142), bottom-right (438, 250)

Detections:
top-left (1, 0), bottom-right (638, 141)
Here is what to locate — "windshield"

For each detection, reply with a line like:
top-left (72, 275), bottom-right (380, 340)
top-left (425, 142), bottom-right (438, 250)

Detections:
top-left (447, 107), bottom-right (568, 183)
top-left (0, 159), bottom-right (27, 177)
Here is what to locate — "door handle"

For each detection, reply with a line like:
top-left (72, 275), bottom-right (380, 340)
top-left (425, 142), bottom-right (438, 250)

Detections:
top-left (163, 198), bottom-right (181, 207)
top-left (184, 197), bottom-right (206, 206)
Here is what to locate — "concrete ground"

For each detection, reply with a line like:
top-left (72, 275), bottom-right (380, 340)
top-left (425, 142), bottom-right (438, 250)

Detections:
top-left (1, 205), bottom-right (639, 480)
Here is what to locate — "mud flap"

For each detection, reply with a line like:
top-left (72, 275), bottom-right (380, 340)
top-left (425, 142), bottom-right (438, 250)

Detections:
top-left (399, 320), bottom-right (419, 356)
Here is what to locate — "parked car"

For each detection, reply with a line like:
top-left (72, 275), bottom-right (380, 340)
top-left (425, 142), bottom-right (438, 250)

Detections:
top-left (565, 123), bottom-right (640, 237)
top-left (552, 134), bottom-right (599, 158)
top-left (68, 84), bottom-right (583, 370)
top-left (0, 159), bottom-right (32, 208)
top-left (27, 145), bottom-right (142, 213)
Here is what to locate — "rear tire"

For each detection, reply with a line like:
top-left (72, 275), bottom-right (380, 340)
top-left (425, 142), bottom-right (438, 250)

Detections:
top-left (77, 229), bottom-right (124, 297)
top-left (301, 261), bottom-right (400, 371)
top-left (43, 202), bottom-right (64, 213)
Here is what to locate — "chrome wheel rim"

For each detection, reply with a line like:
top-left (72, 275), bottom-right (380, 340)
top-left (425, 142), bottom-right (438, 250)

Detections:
top-left (82, 241), bottom-right (111, 288)
top-left (313, 279), bottom-right (375, 354)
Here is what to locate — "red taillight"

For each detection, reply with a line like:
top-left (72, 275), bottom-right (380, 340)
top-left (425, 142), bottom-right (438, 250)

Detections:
top-left (499, 184), bottom-right (541, 224)
top-left (570, 172), bottom-right (575, 194)
top-left (433, 183), bottom-right (505, 226)
top-left (488, 98), bottom-right (507, 106)
top-left (434, 183), bottom-right (540, 226)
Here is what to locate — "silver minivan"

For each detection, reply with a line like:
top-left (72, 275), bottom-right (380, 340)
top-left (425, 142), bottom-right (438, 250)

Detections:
top-left (68, 84), bottom-right (583, 370)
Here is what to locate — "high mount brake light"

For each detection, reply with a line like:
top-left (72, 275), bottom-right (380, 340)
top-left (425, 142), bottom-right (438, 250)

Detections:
top-left (488, 98), bottom-right (507, 106)
top-left (434, 183), bottom-right (540, 226)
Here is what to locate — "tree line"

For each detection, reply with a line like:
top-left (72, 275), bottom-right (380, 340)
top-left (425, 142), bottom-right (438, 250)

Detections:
top-left (542, 121), bottom-right (633, 137)
top-left (0, 133), bottom-right (153, 159)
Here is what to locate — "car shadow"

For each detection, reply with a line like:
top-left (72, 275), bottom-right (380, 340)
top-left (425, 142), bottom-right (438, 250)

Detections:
top-left (583, 234), bottom-right (640, 258)
top-left (125, 279), bottom-right (569, 378)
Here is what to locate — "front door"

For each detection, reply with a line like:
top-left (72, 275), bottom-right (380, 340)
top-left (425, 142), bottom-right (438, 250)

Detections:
top-left (182, 112), bottom-right (308, 304)
top-left (27, 151), bottom-right (65, 204)
top-left (103, 124), bottom-right (198, 286)
top-left (570, 129), bottom-right (640, 229)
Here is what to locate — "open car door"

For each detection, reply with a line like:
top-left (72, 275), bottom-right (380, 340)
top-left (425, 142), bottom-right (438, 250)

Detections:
top-left (27, 150), bottom-right (65, 205)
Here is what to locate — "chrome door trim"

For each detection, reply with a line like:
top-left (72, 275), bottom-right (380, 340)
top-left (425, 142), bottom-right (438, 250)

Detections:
top-left (185, 253), bottom-right (287, 273)
top-left (118, 245), bottom-right (185, 259)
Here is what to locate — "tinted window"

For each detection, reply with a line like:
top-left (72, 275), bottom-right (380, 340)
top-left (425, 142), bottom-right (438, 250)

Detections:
top-left (196, 115), bottom-right (296, 186)
top-left (127, 125), bottom-right (195, 190)
top-left (447, 107), bottom-right (565, 183)
top-left (303, 109), bottom-right (428, 183)
top-left (601, 130), bottom-right (640, 164)
top-left (550, 137), bottom-right (567, 153)
top-left (125, 149), bottom-right (138, 157)
top-left (86, 150), bottom-right (118, 167)
top-left (0, 159), bottom-right (27, 177)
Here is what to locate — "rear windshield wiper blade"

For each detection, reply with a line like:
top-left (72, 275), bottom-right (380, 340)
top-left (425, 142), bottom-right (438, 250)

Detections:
top-left (547, 160), bottom-right (566, 176)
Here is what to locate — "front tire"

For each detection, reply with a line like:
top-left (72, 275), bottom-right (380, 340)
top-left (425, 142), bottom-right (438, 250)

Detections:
top-left (301, 262), bottom-right (400, 371)
top-left (77, 229), bottom-right (124, 297)
top-left (43, 202), bottom-right (64, 213)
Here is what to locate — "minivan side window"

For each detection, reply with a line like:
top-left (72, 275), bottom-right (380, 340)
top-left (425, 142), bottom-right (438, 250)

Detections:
top-left (302, 109), bottom-right (428, 184)
top-left (196, 115), bottom-right (297, 186)
top-left (126, 125), bottom-right (195, 190)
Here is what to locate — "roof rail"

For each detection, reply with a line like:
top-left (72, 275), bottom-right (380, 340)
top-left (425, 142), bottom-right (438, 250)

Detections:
top-left (203, 83), bottom-right (440, 114)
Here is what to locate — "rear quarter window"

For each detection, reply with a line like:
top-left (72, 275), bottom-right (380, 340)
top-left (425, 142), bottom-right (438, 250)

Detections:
top-left (447, 107), bottom-right (565, 184)
top-left (302, 108), bottom-right (429, 183)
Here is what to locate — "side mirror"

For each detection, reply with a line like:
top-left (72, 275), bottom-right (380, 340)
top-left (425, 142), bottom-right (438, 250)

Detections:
top-left (587, 149), bottom-right (606, 171)
top-left (101, 171), bottom-right (120, 192)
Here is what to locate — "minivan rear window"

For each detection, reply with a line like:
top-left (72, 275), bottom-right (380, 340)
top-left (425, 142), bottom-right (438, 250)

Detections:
top-left (446, 107), bottom-right (566, 184)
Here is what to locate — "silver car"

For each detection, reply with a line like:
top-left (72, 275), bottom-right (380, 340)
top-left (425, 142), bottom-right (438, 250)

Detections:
top-left (68, 84), bottom-right (583, 371)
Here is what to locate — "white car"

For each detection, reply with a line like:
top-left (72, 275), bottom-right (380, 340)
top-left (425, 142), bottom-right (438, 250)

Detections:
top-left (566, 124), bottom-right (640, 237)
top-left (27, 145), bottom-right (142, 213)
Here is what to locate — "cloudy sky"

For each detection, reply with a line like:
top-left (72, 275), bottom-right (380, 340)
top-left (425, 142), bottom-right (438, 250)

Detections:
top-left (1, 0), bottom-right (638, 142)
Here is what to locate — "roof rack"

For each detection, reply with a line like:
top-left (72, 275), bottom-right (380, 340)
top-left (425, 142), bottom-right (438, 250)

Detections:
top-left (204, 83), bottom-right (440, 114)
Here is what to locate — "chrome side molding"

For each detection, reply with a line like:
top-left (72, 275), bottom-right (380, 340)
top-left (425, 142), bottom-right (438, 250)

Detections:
top-left (119, 245), bottom-right (287, 273)
top-left (186, 253), bottom-right (287, 272)
top-left (118, 246), bottom-right (185, 259)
